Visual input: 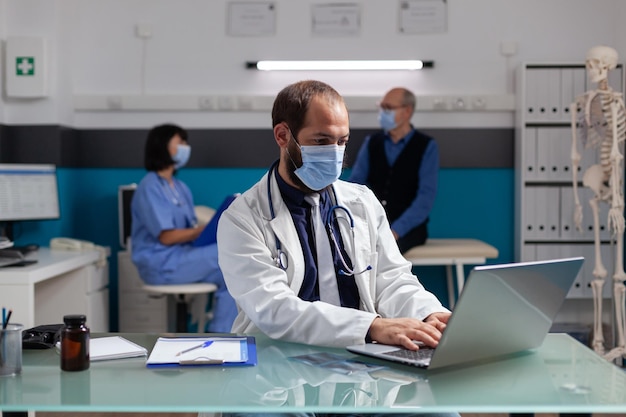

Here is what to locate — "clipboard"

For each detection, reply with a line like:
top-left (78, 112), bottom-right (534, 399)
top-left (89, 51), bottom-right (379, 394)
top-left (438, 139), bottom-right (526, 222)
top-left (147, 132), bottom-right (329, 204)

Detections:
top-left (146, 336), bottom-right (256, 368)
top-left (192, 194), bottom-right (238, 247)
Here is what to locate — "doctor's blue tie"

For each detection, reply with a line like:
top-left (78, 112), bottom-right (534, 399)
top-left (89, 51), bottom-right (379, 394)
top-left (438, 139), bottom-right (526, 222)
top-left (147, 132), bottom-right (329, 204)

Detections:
top-left (305, 193), bottom-right (341, 306)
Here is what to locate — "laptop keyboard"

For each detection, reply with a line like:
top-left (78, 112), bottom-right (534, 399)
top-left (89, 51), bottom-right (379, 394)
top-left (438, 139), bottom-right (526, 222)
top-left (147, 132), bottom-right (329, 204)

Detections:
top-left (386, 347), bottom-right (435, 361)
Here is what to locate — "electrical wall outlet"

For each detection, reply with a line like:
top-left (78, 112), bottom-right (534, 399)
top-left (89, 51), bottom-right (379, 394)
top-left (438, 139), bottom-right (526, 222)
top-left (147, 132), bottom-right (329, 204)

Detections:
top-left (472, 97), bottom-right (487, 110)
top-left (198, 96), bottom-right (216, 110)
top-left (452, 97), bottom-right (468, 110)
top-left (237, 96), bottom-right (254, 110)
top-left (432, 98), bottom-right (447, 110)
top-left (107, 96), bottom-right (122, 110)
top-left (217, 95), bottom-right (236, 110)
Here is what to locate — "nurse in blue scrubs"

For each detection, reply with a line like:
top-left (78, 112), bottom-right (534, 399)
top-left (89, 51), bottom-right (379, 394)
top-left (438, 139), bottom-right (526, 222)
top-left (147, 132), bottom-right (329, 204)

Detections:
top-left (130, 124), bottom-right (237, 333)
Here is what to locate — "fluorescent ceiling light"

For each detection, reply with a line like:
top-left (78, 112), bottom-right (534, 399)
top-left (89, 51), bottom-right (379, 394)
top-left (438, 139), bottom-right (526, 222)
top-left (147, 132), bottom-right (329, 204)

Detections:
top-left (246, 60), bottom-right (433, 71)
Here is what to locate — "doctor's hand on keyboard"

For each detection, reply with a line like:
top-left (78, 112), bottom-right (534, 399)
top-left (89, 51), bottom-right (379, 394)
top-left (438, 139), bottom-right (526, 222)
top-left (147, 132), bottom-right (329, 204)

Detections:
top-left (368, 317), bottom-right (446, 351)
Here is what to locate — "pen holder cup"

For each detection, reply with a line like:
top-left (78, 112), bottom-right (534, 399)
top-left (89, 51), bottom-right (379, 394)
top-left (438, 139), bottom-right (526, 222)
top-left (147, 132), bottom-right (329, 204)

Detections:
top-left (0, 323), bottom-right (24, 376)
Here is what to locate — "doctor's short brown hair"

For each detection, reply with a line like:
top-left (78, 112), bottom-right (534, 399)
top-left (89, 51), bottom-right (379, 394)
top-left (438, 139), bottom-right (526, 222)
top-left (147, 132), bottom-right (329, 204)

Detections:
top-left (271, 80), bottom-right (346, 138)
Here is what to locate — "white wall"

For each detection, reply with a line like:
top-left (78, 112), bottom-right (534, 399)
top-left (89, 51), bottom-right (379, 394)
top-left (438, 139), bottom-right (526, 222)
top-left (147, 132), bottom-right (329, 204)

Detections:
top-left (2, 0), bottom-right (626, 128)
top-left (0, 0), bottom-right (6, 124)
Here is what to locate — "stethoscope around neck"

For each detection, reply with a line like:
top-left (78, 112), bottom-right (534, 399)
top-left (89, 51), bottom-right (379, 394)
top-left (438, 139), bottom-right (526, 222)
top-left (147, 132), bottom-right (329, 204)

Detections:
top-left (266, 161), bottom-right (372, 276)
top-left (158, 174), bottom-right (183, 206)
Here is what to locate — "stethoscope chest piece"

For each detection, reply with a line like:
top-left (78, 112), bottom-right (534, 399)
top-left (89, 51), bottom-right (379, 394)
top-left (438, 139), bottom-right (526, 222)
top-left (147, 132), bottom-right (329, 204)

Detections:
top-left (266, 161), bottom-right (370, 275)
top-left (276, 250), bottom-right (288, 270)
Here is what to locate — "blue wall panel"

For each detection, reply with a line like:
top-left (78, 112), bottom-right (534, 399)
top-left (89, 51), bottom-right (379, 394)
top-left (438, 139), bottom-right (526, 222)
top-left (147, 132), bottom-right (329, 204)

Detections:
top-left (418, 168), bottom-right (514, 306)
top-left (14, 167), bottom-right (514, 328)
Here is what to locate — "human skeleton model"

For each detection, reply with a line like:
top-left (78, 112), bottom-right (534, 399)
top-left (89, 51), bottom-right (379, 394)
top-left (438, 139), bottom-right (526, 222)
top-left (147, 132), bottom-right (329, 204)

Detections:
top-left (570, 45), bottom-right (626, 361)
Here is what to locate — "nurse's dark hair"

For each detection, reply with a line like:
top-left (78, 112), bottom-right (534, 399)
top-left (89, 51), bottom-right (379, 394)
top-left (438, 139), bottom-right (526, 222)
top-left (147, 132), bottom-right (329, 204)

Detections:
top-left (271, 80), bottom-right (346, 138)
top-left (144, 124), bottom-right (188, 171)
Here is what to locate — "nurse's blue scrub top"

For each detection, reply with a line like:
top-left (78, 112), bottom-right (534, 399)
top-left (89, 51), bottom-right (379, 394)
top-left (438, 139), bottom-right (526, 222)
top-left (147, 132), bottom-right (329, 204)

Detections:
top-left (130, 171), bottom-right (200, 284)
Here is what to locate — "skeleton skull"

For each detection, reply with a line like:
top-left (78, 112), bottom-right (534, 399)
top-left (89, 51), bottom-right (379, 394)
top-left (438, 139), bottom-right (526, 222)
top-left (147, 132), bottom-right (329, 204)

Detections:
top-left (586, 45), bottom-right (619, 83)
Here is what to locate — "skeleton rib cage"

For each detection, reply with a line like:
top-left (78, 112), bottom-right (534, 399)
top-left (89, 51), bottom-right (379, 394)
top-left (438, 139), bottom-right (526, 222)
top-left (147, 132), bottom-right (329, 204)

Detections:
top-left (576, 90), bottom-right (626, 201)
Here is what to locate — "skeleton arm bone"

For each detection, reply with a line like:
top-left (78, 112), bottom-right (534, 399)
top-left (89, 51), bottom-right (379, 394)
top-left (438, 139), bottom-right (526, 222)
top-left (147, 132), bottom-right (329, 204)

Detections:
top-left (570, 99), bottom-right (584, 231)
top-left (608, 98), bottom-right (625, 234)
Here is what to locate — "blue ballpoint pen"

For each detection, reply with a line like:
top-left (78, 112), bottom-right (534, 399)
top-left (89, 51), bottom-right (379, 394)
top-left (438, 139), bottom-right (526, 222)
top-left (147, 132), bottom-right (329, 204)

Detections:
top-left (175, 340), bottom-right (214, 357)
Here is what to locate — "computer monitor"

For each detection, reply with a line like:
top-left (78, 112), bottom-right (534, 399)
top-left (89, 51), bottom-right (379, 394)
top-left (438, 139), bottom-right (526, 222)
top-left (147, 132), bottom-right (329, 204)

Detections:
top-left (0, 163), bottom-right (61, 240)
top-left (118, 184), bottom-right (137, 249)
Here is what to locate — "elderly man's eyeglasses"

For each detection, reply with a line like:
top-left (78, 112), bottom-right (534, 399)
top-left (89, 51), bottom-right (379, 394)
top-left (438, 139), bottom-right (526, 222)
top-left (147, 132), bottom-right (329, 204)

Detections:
top-left (378, 103), bottom-right (408, 112)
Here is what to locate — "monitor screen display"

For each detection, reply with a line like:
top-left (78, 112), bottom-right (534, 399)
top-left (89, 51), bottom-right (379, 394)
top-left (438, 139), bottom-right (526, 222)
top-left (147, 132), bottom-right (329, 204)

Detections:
top-left (0, 164), bottom-right (61, 221)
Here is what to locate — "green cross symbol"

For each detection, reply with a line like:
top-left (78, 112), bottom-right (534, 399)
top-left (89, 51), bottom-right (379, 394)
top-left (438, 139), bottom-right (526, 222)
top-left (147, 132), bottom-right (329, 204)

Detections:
top-left (16, 57), bottom-right (35, 76)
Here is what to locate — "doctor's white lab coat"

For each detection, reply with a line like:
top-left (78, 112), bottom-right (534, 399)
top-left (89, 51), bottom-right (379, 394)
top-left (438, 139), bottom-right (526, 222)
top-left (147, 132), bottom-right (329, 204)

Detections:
top-left (217, 172), bottom-right (449, 348)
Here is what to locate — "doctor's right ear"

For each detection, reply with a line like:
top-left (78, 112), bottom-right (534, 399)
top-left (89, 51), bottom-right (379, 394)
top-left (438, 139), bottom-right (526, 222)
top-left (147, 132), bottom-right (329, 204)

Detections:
top-left (273, 123), bottom-right (292, 148)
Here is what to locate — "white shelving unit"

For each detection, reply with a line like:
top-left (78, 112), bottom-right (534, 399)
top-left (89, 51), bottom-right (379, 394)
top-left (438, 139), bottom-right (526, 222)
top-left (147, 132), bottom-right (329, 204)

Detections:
top-left (515, 63), bottom-right (624, 300)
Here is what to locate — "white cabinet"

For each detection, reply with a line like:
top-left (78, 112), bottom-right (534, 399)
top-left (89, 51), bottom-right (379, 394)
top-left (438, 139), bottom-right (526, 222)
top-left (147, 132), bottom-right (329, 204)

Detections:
top-left (0, 248), bottom-right (109, 331)
top-left (515, 63), bottom-right (624, 299)
top-left (118, 250), bottom-right (171, 332)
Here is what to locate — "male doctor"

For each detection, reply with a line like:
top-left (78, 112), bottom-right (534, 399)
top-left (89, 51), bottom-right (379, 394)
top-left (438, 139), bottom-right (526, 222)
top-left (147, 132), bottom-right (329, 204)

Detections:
top-left (217, 80), bottom-right (451, 352)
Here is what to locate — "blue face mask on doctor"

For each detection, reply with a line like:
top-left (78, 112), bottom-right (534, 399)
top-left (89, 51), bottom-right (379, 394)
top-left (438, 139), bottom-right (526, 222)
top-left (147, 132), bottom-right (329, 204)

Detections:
top-left (289, 132), bottom-right (345, 191)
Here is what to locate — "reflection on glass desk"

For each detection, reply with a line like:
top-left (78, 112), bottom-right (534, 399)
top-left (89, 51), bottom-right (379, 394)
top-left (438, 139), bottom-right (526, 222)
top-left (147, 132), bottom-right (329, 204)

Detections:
top-left (1, 333), bottom-right (625, 414)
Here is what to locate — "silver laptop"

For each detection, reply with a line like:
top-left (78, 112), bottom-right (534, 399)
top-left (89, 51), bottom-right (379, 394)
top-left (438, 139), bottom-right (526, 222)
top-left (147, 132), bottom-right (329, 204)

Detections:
top-left (347, 257), bottom-right (584, 371)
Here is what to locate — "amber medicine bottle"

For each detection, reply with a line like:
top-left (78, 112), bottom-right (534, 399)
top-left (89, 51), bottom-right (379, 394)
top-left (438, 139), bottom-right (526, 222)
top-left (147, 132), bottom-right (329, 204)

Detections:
top-left (60, 314), bottom-right (90, 371)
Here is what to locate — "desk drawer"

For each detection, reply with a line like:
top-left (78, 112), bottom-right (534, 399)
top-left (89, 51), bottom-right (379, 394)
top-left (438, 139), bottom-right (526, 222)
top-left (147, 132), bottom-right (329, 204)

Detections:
top-left (86, 263), bottom-right (109, 293)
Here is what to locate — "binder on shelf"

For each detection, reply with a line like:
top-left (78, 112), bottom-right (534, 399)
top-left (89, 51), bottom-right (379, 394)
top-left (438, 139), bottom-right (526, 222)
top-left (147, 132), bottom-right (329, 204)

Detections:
top-left (544, 187), bottom-right (561, 240)
top-left (559, 186), bottom-right (577, 240)
top-left (554, 127), bottom-right (573, 182)
top-left (146, 335), bottom-right (256, 367)
top-left (546, 69), bottom-right (562, 122)
top-left (560, 68), bottom-right (586, 121)
top-left (523, 187), bottom-right (538, 241)
top-left (535, 128), bottom-right (552, 181)
top-left (524, 127), bottom-right (538, 181)
top-left (535, 69), bottom-right (551, 122)
top-left (525, 68), bottom-right (540, 122)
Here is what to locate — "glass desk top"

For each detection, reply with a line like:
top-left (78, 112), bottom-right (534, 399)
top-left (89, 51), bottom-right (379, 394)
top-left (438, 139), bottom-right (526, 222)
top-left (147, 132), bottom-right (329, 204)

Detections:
top-left (1, 333), bottom-right (625, 413)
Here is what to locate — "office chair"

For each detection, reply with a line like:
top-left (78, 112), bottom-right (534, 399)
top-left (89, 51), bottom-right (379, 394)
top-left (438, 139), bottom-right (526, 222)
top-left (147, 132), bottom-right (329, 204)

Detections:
top-left (119, 184), bottom-right (222, 332)
top-left (142, 282), bottom-right (217, 332)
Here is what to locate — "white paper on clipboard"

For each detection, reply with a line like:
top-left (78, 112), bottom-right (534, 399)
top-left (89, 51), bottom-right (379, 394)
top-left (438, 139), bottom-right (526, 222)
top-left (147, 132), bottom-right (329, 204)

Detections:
top-left (146, 337), bottom-right (248, 365)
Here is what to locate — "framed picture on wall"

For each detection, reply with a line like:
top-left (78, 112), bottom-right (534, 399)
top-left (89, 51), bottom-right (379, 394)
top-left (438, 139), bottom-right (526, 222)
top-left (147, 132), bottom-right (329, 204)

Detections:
top-left (311, 3), bottom-right (361, 37)
top-left (399, 0), bottom-right (447, 34)
top-left (227, 2), bottom-right (276, 36)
